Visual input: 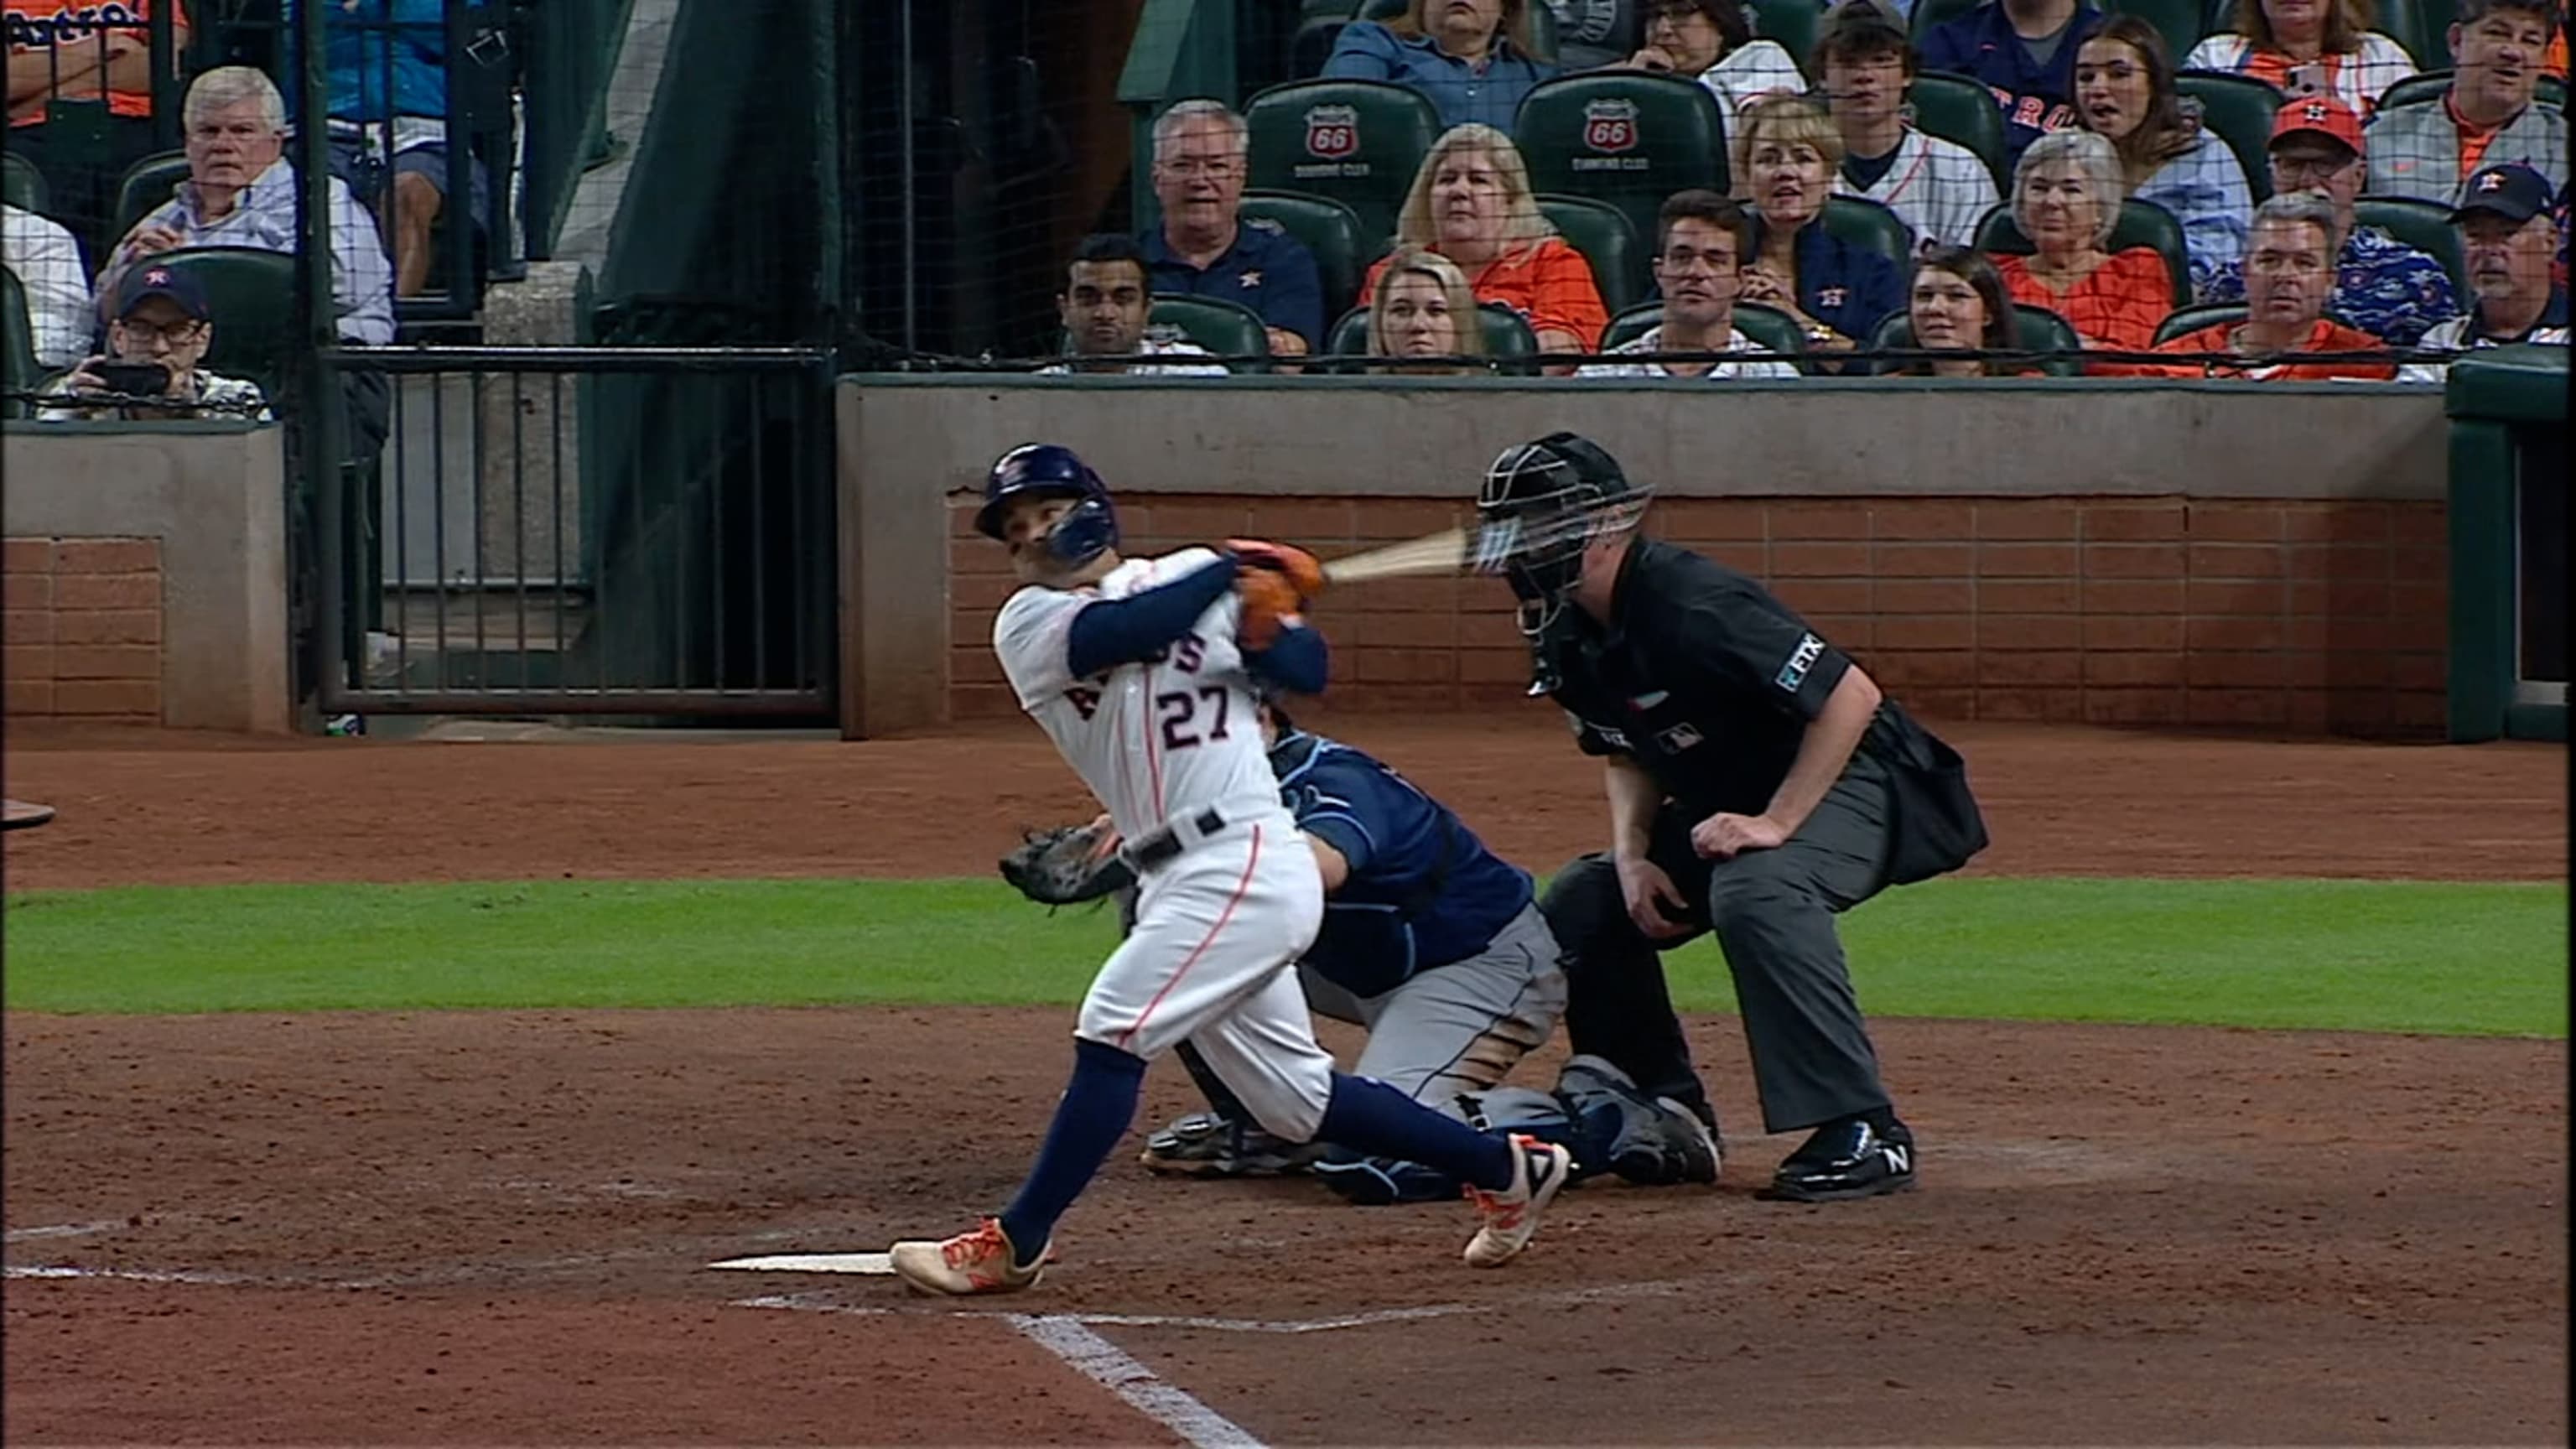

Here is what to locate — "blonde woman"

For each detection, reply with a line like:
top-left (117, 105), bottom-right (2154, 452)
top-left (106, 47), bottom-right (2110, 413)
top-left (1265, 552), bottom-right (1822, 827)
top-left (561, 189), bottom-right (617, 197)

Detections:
top-left (2182, 0), bottom-right (2418, 116)
top-left (1733, 94), bottom-right (1903, 356)
top-left (1357, 123), bottom-right (1608, 356)
top-left (1367, 246), bottom-right (1488, 371)
top-left (1324, 0), bottom-right (1559, 130)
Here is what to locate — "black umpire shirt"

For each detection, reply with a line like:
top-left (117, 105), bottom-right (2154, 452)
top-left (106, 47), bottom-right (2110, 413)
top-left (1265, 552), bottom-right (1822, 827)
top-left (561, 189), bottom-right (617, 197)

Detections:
top-left (1541, 538), bottom-right (1862, 820)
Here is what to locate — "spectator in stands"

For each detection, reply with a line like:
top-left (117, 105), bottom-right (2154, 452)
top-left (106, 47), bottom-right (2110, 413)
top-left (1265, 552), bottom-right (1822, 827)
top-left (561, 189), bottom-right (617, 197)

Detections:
top-left (1324, 0), bottom-right (1560, 131)
top-left (1549, 0), bottom-right (1642, 67)
top-left (1918, 0), bottom-right (2106, 164)
top-left (1366, 244), bottom-right (1488, 371)
top-left (1140, 100), bottom-right (1323, 358)
top-left (1358, 123), bottom-right (1607, 358)
top-left (2399, 164), bottom-right (2570, 377)
top-left (1046, 233), bottom-right (1229, 377)
top-left (2364, 0), bottom-right (2566, 202)
top-left (2200, 97), bottom-right (2459, 345)
top-left (1606, 0), bottom-right (1805, 138)
top-left (295, 0), bottom-right (496, 299)
top-left (1734, 94), bottom-right (1904, 361)
top-left (2, 199), bottom-right (95, 368)
top-left (1893, 243), bottom-right (2040, 374)
top-left (1576, 189), bottom-right (1800, 377)
top-left (1989, 128), bottom-right (2169, 351)
top-left (2182, 0), bottom-right (2418, 117)
top-left (96, 66), bottom-right (396, 346)
top-left (1815, 0), bottom-right (2001, 252)
top-left (39, 260), bottom-right (268, 419)
top-left (2132, 192), bottom-right (2396, 375)
top-left (2074, 17), bottom-right (2255, 295)
top-left (5, 0), bottom-right (188, 244)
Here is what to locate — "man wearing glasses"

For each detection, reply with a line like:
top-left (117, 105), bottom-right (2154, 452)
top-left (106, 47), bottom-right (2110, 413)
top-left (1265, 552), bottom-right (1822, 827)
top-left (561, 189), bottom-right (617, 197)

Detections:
top-left (2199, 97), bottom-right (2460, 348)
top-left (1138, 100), bottom-right (1325, 359)
top-left (39, 264), bottom-right (271, 422)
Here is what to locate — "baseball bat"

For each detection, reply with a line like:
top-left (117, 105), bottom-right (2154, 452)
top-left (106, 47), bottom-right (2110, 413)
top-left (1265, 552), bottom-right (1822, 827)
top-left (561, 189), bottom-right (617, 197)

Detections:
top-left (1319, 496), bottom-right (1649, 586)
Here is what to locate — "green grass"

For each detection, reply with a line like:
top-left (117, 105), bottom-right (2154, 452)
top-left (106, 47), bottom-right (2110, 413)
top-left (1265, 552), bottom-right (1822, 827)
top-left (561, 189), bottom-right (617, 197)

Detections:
top-left (1, 877), bottom-right (2563, 1037)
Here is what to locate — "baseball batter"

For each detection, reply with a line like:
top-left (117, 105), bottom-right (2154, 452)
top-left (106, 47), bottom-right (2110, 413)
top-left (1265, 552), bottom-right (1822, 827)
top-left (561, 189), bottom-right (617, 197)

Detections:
top-left (888, 443), bottom-right (1573, 1296)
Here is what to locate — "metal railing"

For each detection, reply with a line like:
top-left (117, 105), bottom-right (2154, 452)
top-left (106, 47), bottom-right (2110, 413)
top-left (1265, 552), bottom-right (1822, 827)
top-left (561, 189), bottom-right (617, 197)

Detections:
top-left (309, 345), bottom-right (838, 719)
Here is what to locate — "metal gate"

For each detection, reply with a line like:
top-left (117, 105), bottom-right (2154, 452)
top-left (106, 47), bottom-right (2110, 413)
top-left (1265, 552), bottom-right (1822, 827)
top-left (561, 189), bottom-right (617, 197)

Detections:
top-left (309, 346), bottom-right (838, 720)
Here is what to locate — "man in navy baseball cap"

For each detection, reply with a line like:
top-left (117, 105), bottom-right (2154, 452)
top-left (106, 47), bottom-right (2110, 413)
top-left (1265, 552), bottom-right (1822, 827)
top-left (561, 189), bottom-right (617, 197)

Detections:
top-left (39, 262), bottom-right (272, 421)
top-left (2401, 164), bottom-right (2570, 377)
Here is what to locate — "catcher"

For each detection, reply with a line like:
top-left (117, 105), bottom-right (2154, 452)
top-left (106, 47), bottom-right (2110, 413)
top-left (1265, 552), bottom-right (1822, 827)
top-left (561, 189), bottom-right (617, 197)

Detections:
top-left (1004, 698), bottom-right (1722, 1203)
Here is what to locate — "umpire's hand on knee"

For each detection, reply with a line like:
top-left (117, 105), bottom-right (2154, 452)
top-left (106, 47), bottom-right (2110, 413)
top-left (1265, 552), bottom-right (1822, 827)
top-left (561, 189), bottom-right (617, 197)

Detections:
top-left (1614, 854), bottom-right (1696, 939)
top-left (1692, 811), bottom-right (1786, 861)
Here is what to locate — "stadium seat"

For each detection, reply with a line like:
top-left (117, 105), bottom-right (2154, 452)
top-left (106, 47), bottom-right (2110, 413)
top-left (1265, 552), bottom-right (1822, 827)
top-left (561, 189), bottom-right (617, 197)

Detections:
top-left (2369, 0), bottom-right (2439, 68)
top-left (2152, 300), bottom-right (2246, 344)
top-left (1293, 16), bottom-right (1349, 77)
top-left (1602, 300), bottom-right (1662, 350)
top-left (1911, 0), bottom-right (1987, 40)
top-left (112, 149), bottom-right (192, 242)
top-left (1319, 299), bottom-right (1540, 369)
top-left (1821, 194), bottom-right (1916, 270)
top-left (1909, 70), bottom-right (2010, 188)
top-left (2378, 70), bottom-right (2565, 112)
top-left (2352, 194), bottom-right (2471, 300)
top-left (1536, 192), bottom-right (1645, 314)
top-left (1748, 0), bottom-right (1820, 69)
top-left (1598, 299), bottom-right (1811, 371)
top-left (1868, 301), bottom-right (2089, 375)
top-left (3, 151), bottom-right (48, 215)
top-left (1246, 80), bottom-right (1442, 256)
top-left (1358, 0), bottom-right (1557, 59)
top-left (1240, 189), bottom-right (1372, 323)
top-left (1149, 293), bottom-right (1273, 369)
top-left (148, 246), bottom-right (298, 389)
top-left (2174, 70), bottom-right (2283, 204)
top-left (1514, 73), bottom-right (1729, 269)
top-left (2, 267), bottom-right (39, 420)
top-left (1974, 198), bottom-right (2196, 306)
top-left (2105, 0), bottom-right (2208, 69)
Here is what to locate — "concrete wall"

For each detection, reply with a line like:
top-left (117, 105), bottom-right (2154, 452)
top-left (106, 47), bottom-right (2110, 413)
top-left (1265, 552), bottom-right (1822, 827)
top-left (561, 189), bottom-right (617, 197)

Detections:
top-left (2, 423), bottom-right (293, 733)
top-left (844, 377), bottom-right (2453, 737)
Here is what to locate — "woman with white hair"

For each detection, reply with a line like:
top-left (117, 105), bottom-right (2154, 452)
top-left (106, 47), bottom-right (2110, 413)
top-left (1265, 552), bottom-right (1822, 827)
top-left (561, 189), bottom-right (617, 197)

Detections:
top-left (1357, 123), bottom-right (1608, 356)
top-left (1990, 129), bottom-right (2173, 353)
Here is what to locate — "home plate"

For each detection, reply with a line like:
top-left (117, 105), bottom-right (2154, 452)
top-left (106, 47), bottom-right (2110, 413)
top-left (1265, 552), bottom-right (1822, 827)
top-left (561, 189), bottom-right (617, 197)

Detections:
top-left (708, 1252), bottom-right (895, 1274)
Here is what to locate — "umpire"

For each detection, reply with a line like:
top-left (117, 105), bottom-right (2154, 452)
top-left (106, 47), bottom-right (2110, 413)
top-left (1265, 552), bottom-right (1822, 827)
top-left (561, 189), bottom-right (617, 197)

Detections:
top-left (1477, 432), bottom-right (1988, 1202)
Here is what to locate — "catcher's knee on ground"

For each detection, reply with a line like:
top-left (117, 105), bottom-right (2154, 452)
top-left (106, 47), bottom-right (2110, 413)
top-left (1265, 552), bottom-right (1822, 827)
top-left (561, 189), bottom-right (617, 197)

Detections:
top-left (1176, 995), bottom-right (1336, 1143)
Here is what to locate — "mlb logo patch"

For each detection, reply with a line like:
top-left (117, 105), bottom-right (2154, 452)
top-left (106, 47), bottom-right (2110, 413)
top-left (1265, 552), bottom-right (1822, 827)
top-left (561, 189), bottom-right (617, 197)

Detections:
top-left (1304, 105), bottom-right (1359, 160)
top-left (1656, 721), bottom-right (1704, 752)
top-left (1582, 98), bottom-right (1639, 153)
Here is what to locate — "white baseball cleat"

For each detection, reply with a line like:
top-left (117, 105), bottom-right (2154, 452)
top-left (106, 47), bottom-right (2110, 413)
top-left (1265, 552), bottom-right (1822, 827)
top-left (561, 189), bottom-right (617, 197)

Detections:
top-left (888, 1218), bottom-right (1050, 1296)
top-left (1462, 1134), bottom-right (1574, 1268)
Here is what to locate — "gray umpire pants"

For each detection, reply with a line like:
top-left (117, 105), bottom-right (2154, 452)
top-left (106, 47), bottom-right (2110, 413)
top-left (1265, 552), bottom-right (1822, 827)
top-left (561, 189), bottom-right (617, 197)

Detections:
top-left (1539, 752), bottom-right (1899, 1135)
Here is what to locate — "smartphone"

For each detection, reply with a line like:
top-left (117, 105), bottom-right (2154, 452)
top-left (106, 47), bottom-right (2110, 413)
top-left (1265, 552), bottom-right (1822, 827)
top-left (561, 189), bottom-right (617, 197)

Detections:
top-left (92, 361), bottom-right (171, 397)
top-left (2287, 63), bottom-right (2327, 97)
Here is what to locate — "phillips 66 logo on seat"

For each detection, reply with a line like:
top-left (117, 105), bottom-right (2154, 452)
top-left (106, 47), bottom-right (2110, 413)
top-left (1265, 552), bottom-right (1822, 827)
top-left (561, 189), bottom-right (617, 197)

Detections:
top-left (1582, 98), bottom-right (1639, 153)
top-left (1304, 105), bottom-right (1360, 159)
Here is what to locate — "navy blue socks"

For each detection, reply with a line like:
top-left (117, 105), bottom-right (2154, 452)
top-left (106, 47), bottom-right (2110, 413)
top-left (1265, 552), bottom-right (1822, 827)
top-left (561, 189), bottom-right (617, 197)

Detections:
top-left (1318, 1071), bottom-right (1515, 1192)
top-left (997, 1037), bottom-right (1148, 1269)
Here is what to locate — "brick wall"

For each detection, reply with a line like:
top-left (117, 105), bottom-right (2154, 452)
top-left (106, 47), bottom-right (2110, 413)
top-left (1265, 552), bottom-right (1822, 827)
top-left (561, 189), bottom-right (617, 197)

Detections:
top-left (948, 495), bottom-right (2449, 735)
top-left (3, 538), bottom-right (167, 724)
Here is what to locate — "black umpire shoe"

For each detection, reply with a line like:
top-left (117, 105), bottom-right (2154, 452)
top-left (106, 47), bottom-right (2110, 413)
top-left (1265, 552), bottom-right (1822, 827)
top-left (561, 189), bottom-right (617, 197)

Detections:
top-left (1758, 1117), bottom-right (1917, 1202)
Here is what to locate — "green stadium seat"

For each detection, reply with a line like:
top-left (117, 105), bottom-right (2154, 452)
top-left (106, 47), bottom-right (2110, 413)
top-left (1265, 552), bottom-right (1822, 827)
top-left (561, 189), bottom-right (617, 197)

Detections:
top-left (1868, 301), bottom-right (2088, 375)
top-left (1821, 194), bottom-right (1915, 270)
top-left (1912, 0), bottom-right (1987, 40)
top-left (1536, 192), bottom-right (1645, 315)
top-left (1597, 299), bottom-right (1811, 371)
top-left (1513, 73), bottom-right (1729, 271)
top-left (1239, 189), bottom-right (1372, 324)
top-left (1246, 80), bottom-right (1442, 256)
top-left (3, 151), bottom-right (48, 215)
top-left (2174, 70), bottom-right (2283, 205)
top-left (2152, 300), bottom-right (2246, 345)
top-left (1973, 198), bottom-right (2197, 307)
top-left (1909, 70), bottom-right (2010, 189)
top-left (2105, 0), bottom-right (2208, 70)
top-left (1602, 300), bottom-right (1662, 350)
top-left (1293, 16), bottom-right (1350, 77)
top-left (2, 267), bottom-right (40, 420)
top-left (2352, 194), bottom-right (2471, 301)
top-left (2543, 75), bottom-right (2566, 112)
top-left (1358, 0), bottom-right (1557, 59)
top-left (1149, 293), bottom-right (1273, 369)
top-left (2376, 70), bottom-right (2563, 112)
top-left (2369, 0), bottom-right (2439, 68)
top-left (147, 247), bottom-right (298, 391)
top-left (1749, 0), bottom-right (1821, 69)
top-left (112, 149), bottom-right (193, 242)
top-left (1321, 299), bottom-right (1540, 369)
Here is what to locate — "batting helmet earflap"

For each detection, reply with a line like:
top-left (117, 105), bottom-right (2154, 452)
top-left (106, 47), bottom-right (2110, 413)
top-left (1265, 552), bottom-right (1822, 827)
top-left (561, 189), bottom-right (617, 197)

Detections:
top-left (977, 442), bottom-right (1120, 568)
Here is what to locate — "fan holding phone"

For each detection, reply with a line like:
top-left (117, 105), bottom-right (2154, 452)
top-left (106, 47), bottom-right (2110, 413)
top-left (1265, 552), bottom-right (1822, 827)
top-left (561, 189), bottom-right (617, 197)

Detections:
top-left (39, 264), bottom-right (271, 423)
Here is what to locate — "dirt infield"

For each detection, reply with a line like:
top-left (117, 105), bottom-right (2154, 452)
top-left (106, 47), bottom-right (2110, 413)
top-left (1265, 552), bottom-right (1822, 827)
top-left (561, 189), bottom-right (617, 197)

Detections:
top-left (3, 716), bottom-right (2568, 1444)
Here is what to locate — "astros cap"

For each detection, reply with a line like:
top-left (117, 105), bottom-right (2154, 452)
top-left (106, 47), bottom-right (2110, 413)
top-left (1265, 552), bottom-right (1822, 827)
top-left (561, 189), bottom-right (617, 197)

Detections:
top-left (2450, 164), bottom-right (2553, 224)
top-left (2268, 96), bottom-right (2365, 156)
top-left (115, 264), bottom-right (212, 322)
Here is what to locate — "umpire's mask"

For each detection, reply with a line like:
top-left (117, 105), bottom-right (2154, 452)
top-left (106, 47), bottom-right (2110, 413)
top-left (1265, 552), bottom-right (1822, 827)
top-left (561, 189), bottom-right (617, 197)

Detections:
top-left (1475, 432), bottom-right (1646, 642)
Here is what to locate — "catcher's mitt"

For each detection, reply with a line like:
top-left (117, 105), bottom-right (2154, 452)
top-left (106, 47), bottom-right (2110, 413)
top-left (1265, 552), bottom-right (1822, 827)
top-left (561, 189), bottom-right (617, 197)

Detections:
top-left (1000, 819), bottom-right (1135, 906)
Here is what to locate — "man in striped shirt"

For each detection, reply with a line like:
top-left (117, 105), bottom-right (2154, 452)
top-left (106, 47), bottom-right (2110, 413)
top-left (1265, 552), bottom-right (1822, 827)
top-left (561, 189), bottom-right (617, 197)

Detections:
top-left (1816, 0), bottom-right (2001, 252)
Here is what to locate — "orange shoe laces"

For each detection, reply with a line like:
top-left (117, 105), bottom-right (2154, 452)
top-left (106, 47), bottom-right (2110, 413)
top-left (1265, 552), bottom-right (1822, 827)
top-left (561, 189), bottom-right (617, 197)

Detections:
top-left (942, 1220), bottom-right (1011, 1270)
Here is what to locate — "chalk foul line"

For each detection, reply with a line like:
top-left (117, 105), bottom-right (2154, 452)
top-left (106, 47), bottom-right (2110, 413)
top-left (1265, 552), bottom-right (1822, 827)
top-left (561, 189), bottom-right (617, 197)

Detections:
top-left (1005, 1312), bottom-right (1268, 1449)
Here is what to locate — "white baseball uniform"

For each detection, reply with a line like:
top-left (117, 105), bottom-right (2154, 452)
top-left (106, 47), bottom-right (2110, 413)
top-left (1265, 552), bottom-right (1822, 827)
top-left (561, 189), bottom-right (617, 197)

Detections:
top-left (994, 548), bottom-right (1337, 1140)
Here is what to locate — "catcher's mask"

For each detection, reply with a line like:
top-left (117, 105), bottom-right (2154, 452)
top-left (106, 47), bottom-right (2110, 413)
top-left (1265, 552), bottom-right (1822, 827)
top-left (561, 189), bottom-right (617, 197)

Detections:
top-left (1475, 432), bottom-right (1644, 641)
top-left (978, 442), bottom-right (1120, 569)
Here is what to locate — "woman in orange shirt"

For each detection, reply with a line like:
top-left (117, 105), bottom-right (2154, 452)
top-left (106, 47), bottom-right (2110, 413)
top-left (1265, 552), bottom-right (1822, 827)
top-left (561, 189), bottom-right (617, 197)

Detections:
top-left (1989, 129), bottom-right (2174, 356)
top-left (1358, 123), bottom-right (1608, 364)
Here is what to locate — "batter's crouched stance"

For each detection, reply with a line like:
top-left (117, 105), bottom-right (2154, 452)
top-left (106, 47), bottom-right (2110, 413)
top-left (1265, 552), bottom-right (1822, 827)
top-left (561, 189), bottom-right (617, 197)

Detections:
top-left (889, 444), bottom-right (1573, 1296)
top-left (1479, 433), bottom-right (1989, 1203)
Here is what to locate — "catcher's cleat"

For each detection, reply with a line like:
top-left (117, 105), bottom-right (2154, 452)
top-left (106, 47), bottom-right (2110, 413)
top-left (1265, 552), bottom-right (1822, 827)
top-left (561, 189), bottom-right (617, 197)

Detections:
top-left (889, 1218), bottom-right (1051, 1296)
top-left (1463, 1135), bottom-right (1574, 1268)
top-left (1758, 1118), bottom-right (1917, 1202)
top-left (1140, 1113), bottom-right (1327, 1177)
top-left (1649, 1096), bottom-right (1725, 1187)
